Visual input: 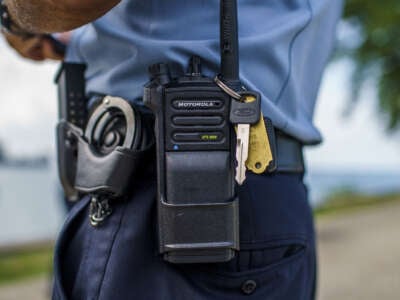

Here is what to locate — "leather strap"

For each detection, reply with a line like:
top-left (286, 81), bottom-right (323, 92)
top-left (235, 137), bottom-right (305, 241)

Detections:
top-left (273, 130), bottom-right (304, 173)
top-left (263, 118), bottom-right (304, 173)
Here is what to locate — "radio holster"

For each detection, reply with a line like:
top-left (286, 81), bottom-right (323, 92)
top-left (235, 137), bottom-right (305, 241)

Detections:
top-left (143, 0), bottom-right (242, 263)
top-left (144, 62), bottom-right (239, 263)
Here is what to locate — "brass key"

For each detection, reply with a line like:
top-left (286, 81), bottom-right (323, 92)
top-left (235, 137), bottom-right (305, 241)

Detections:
top-left (246, 115), bottom-right (273, 174)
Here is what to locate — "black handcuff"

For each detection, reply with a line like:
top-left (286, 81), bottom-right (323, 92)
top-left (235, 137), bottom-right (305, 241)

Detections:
top-left (60, 96), bottom-right (155, 226)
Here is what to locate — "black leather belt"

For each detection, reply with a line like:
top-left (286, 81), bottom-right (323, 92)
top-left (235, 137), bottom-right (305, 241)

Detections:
top-left (84, 106), bottom-right (304, 174)
top-left (264, 118), bottom-right (304, 173)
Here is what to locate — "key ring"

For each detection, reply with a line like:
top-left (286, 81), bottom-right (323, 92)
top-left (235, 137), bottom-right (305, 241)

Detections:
top-left (214, 75), bottom-right (242, 100)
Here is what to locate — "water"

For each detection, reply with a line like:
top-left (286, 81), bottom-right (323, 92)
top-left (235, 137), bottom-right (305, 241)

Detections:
top-left (306, 170), bottom-right (400, 206)
top-left (0, 166), bottom-right (399, 246)
top-left (0, 166), bottom-right (65, 246)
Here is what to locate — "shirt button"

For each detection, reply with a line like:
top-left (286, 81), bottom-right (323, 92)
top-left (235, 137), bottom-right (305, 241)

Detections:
top-left (241, 279), bottom-right (257, 295)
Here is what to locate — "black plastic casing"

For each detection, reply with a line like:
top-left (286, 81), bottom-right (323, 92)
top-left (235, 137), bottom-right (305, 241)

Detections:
top-left (55, 63), bottom-right (87, 129)
top-left (144, 65), bottom-right (239, 263)
top-left (55, 63), bottom-right (87, 201)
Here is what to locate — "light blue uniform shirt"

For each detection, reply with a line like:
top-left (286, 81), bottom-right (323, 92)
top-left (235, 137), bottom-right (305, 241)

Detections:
top-left (66, 0), bottom-right (343, 145)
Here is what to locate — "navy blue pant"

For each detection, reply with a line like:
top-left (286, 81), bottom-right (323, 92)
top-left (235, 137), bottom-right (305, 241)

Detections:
top-left (53, 167), bottom-right (316, 299)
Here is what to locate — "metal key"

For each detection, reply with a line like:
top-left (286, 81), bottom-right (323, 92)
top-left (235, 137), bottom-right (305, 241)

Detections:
top-left (246, 115), bottom-right (273, 174)
top-left (235, 123), bottom-right (250, 184)
top-left (230, 92), bottom-right (261, 184)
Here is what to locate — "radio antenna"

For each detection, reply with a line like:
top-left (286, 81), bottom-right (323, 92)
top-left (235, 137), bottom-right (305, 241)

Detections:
top-left (220, 0), bottom-right (240, 89)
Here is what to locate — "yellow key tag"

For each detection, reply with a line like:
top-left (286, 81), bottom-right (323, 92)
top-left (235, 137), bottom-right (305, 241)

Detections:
top-left (246, 115), bottom-right (273, 174)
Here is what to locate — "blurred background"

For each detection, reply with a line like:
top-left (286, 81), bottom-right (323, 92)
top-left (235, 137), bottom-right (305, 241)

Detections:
top-left (0, 1), bottom-right (399, 299)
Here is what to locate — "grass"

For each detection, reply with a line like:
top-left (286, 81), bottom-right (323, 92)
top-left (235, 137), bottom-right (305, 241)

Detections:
top-left (314, 189), bottom-right (400, 217)
top-left (0, 242), bottom-right (53, 286)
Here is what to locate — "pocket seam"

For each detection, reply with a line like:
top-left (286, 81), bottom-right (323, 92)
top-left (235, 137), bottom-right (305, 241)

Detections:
top-left (53, 196), bottom-right (91, 300)
top-left (192, 236), bottom-right (307, 280)
top-left (195, 246), bottom-right (307, 280)
top-left (240, 235), bottom-right (308, 250)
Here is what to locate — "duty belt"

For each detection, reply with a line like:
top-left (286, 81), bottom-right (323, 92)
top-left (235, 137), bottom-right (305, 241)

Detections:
top-left (265, 122), bottom-right (304, 174)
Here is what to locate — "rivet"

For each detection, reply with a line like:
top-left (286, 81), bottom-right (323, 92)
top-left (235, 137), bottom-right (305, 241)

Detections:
top-left (241, 279), bottom-right (257, 295)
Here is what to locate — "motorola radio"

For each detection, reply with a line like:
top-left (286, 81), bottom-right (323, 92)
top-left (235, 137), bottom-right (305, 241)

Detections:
top-left (143, 0), bottom-right (243, 263)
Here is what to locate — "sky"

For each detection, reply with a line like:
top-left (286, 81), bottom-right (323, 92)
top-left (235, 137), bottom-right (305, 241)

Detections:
top-left (0, 38), bottom-right (399, 172)
top-left (305, 60), bottom-right (400, 172)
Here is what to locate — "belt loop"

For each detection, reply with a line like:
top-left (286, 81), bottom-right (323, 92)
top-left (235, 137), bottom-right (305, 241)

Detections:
top-left (263, 118), bottom-right (304, 174)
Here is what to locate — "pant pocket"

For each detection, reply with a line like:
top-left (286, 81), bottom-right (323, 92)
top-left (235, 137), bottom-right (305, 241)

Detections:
top-left (53, 196), bottom-right (91, 300)
top-left (179, 236), bottom-right (310, 299)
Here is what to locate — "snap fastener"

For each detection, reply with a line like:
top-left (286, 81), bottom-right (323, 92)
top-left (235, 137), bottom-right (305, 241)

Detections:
top-left (241, 279), bottom-right (257, 295)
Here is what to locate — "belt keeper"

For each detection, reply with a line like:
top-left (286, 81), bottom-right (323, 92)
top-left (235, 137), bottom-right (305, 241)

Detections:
top-left (263, 118), bottom-right (304, 174)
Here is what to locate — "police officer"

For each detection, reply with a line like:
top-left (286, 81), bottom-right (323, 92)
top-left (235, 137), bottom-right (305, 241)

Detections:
top-left (1, 0), bottom-right (343, 299)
